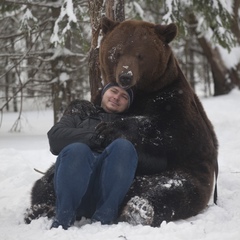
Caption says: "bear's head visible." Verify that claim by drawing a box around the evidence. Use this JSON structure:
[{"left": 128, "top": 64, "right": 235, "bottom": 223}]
[{"left": 99, "top": 17, "right": 179, "bottom": 92}]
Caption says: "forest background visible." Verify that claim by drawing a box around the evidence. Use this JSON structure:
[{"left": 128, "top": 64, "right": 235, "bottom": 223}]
[{"left": 0, "top": 0, "right": 240, "bottom": 129}]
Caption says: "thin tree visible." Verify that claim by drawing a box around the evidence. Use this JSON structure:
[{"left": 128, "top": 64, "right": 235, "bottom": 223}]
[{"left": 88, "top": 0, "right": 125, "bottom": 103}]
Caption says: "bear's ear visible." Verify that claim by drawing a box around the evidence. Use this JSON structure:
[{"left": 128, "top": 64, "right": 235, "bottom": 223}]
[
  {"left": 155, "top": 23, "right": 177, "bottom": 44},
  {"left": 101, "top": 17, "right": 119, "bottom": 35}
]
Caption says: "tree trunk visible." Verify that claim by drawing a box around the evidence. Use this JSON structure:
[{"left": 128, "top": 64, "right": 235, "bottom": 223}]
[
  {"left": 187, "top": 13, "right": 235, "bottom": 96},
  {"left": 184, "top": 39, "right": 195, "bottom": 91},
  {"left": 105, "top": 0, "right": 125, "bottom": 22},
  {"left": 230, "top": 0, "right": 240, "bottom": 88},
  {"left": 231, "top": 0, "right": 240, "bottom": 43},
  {"left": 5, "top": 57, "right": 9, "bottom": 111},
  {"left": 197, "top": 37, "right": 234, "bottom": 95},
  {"left": 50, "top": 0, "right": 76, "bottom": 124},
  {"left": 88, "top": 0, "right": 125, "bottom": 103},
  {"left": 51, "top": 3, "right": 61, "bottom": 124},
  {"left": 88, "top": 0, "right": 104, "bottom": 103}
]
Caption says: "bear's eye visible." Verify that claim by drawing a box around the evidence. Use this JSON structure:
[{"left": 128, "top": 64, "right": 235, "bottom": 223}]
[
  {"left": 136, "top": 53, "right": 143, "bottom": 60},
  {"left": 116, "top": 51, "right": 121, "bottom": 59}
]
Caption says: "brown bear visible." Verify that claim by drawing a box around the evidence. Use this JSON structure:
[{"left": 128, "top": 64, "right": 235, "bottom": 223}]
[
  {"left": 24, "top": 17, "right": 218, "bottom": 228},
  {"left": 93, "top": 17, "right": 219, "bottom": 226}
]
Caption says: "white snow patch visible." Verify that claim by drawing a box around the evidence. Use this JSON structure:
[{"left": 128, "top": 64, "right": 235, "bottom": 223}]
[
  {"left": 162, "top": 179, "right": 185, "bottom": 188},
  {"left": 0, "top": 89, "right": 240, "bottom": 239}
]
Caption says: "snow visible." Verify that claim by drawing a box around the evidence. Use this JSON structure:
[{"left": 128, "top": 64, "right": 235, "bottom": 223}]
[
  {"left": 1, "top": 89, "right": 240, "bottom": 239},
  {"left": 50, "top": 0, "right": 77, "bottom": 45},
  {"left": 133, "top": 1, "right": 145, "bottom": 19},
  {"left": 218, "top": 46, "right": 240, "bottom": 69},
  {"left": 162, "top": 0, "right": 174, "bottom": 23}
]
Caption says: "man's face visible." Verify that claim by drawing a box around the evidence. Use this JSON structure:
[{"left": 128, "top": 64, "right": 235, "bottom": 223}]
[{"left": 101, "top": 86, "right": 129, "bottom": 113}]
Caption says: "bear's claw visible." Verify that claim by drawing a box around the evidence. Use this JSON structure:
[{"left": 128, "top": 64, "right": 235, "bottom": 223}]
[{"left": 119, "top": 196, "right": 154, "bottom": 226}]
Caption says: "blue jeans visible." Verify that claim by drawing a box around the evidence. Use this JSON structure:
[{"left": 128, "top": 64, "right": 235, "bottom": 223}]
[{"left": 53, "top": 138, "right": 138, "bottom": 229}]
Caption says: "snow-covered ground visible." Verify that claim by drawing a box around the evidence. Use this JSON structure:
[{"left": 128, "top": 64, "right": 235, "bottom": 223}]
[{"left": 0, "top": 89, "right": 240, "bottom": 240}]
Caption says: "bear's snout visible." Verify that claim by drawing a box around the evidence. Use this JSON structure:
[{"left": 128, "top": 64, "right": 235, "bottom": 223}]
[{"left": 118, "top": 72, "right": 133, "bottom": 88}]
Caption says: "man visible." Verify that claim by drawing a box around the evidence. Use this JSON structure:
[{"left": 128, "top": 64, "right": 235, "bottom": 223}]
[{"left": 48, "top": 83, "right": 137, "bottom": 230}]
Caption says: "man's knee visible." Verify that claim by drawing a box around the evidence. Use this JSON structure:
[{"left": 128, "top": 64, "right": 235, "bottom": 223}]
[
  {"left": 112, "top": 138, "right": 135, "bottom": 151},
  {"left": 61, "top": 142, "right": 90, "bottom": 155},
  {"left": 58, "top": 143, "right": 93, "bottom": 165},
  {"left": 110, "top": 138, "right": 138, "bottom": 164}
]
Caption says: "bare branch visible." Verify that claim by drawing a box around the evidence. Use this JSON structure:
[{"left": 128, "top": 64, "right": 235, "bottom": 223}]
[
  {"left": 10, "top": 61, "right": 24, "bottom": 132},
  {"left": 3, "top": 0, "right": 62, "bottom": 8},
  {"left": 0, "top": 21, "right": 48, "bottom": 81},
  {"left": 34, "top": 168, "right": 45, "bottom": 174}
]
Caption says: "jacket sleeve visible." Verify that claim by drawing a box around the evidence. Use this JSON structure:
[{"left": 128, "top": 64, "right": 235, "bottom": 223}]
[{"left": 47, "top": 115, "right": 97, "bottom": 155}]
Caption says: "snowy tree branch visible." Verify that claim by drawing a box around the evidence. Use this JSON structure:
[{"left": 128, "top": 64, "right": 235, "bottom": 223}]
[{"left": 3, "top": 0, "right": 63, "bottom": 8}]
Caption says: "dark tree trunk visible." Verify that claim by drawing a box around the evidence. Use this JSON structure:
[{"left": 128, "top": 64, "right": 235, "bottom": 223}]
[
  {"left": 51, "top": 3, "right": 61, "bottom": 124},
  {"left": 88, "top": 0, "right": 125, "bottom": 103},
  {"left": 230, "top": 0, "right": 240, "bottom": 88},
  {"left": 50, "top": 0, "right": 77, "bottom": 124},
  {"left": 197, "top": 37, "right": 233, "bottom": 96},
  {"left": 231, "top": 0, "right": 240, "bottom": 43},
  {"left": 88, "top": 0, "right": 104, "bottom": 103},
  {"left": 105, "top": 0, "right": 125, "bottom": 22},
  {"left": 187, "top": 13, "right": 235, "bottom": 96},
  {"left": 5, "top": 58, "right": 9, "bottom": 111}
]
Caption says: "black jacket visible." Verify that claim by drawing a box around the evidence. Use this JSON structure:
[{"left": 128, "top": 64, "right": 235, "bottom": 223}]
[
  {"left": 47, "top": 108, "right": 121, "bottom": 155},
  {"left": 48, "top": 101, "right": 167, "bottom": 175}
]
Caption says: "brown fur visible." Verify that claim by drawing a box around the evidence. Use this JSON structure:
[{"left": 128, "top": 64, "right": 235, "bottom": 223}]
[{"left": 98, "top": 17, "right": 218, "bottom": 226}]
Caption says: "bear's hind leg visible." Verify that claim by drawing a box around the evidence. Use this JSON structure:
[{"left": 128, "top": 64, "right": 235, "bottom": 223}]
[
  {"left": 120, "top": 171, "right": 212, "bottom": 227},
  {"left": 24, "top": 164, "right": 56, "bottom": 224}
]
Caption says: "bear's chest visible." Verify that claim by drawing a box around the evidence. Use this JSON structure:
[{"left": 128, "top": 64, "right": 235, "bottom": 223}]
[{"left": 132, "top": 89, "right": 182, "bottom": 117}]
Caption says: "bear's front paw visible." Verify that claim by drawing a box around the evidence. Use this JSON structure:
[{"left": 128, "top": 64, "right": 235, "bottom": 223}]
[
  {"left": 95, "top": 122, "right": 121, "bottom": 144},
  {"left": 119, "top": 196, "right": 154, "bottom": 226},
  {"left": 64, "top": 100, "right": 97, "bottom": 119}
]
